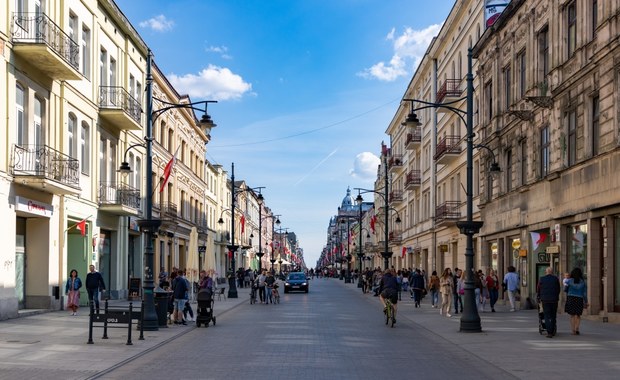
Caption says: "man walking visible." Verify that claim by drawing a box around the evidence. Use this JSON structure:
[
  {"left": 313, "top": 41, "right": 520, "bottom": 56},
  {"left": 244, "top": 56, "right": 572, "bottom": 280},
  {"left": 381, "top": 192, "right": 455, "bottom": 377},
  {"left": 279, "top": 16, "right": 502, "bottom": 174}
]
[
  {"left": 172, "top": 270, "right": 189, "bottom": 325},
  {"left": 537, "top": 267, "right": 561, "bottom": 338},
  {"left": 86, "top": 264, "right": 106, "bottom": 313}
]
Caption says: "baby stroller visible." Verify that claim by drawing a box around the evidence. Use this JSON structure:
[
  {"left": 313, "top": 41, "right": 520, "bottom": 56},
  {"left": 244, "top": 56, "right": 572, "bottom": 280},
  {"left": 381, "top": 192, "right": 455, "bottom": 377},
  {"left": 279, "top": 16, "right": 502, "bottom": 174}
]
[
  {"left": 196, "top": 289, "right": 216, "bottom": 327},
  {"left": 537, "top": 298, "right": 555, "bottom": 335}
]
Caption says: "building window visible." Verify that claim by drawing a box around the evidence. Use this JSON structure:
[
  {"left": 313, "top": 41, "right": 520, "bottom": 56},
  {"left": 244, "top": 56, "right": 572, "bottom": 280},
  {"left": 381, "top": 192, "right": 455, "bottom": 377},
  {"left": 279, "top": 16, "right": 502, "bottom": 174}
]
[
  {"left": 568, "top": 223, "right": 588, "bottom": 277},
  {"left": 504, "top": 65, "right": 511, "bottom": 110},
  {"left": 16, "top": 84, "right": 25, "bottom": 146},
  {"left": 538, "top": 27, "right": 549, "bottom": 84},
  {"left": 591, "top": 0, "right": 598, "bottom": 38},
  {"left": 485, "top": 81, "right": 493, "bottom": 122},
  {"left": 568, "top": 109, "right": 577, "bottom": 166},
  {"left": 100, "top": 48, "right": 108, "bottom": 86},
  {"left": 34, "top": 96, "right": 44, "bottom": 146},
  {"left": 505, "top": 149, "right": 512, "bottom": 192},
  {"left": 68, "top": 113, "right": 77, "bottom": 158},
  {"left": 168, "top": 129, "right": 174, "bottom": 152},
  {"left": 540, "top": 126, "right": 550, "bottom": 177},
  {"left": 81, "top": 25, "right": 90, "bottom": 78},
  {"left": 109, "top": 57, "right": 117, "bottom": 86},
  {"left": 80, "top": 121, "right": 90, "bottom": 174},
  {"left": 567, "top": 2, "right": 577, "bottom": 57},
  {"left": 592, "top": 96, "right": 600, "bottom": 156},
  {"left": 520, "top": 139, "right": 527, "bottom": 186},
  {"left": 135, "top": 157, "right": 142, "bottom": 192},
  {"left": 517, "top": 50, "right": 526, "bottom": 98},
  {"left": 68, "top": 12, "right": 77, "bottom": 41}
]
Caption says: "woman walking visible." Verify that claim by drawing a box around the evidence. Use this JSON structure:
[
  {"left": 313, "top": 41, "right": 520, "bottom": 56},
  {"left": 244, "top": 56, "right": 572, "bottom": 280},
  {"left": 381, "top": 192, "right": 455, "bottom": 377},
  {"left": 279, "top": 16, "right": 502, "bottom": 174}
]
[
  {"left": 428, "top": 270, "right": 440, "bottom": 308},
  {"left": 65, "top": 269, "right": 82, "bottom": 316},
  {"left": 565, "top": 267, "right": 588, "bottom": 335},
  {"left": 486, "top": 269, "right": 500, "bottom": 312},
  {"left": 439, "top": 268, "right": 454, "bottom": 317}
]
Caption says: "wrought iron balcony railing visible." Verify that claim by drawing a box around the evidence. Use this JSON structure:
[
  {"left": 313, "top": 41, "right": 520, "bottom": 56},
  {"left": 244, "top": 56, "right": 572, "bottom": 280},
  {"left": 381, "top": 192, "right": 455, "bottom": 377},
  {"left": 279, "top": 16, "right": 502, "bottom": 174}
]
[
  {"left": 161, "top": 202, "right": 178, "bottom": 218},
  {"left": 436, "top": 78, "right": 462, "bottom": 103},
  {"left": 11, "top": 12, "right": 79, "bottom": 69},
  {"left": 98, "top": 182, "right": 141, "bottom": 209},
  {"left": 99, "top": 86, "right": 142, "bottom": 124},
  {"left": 11, "top": 144, "right": 79, "bottom": 188}
]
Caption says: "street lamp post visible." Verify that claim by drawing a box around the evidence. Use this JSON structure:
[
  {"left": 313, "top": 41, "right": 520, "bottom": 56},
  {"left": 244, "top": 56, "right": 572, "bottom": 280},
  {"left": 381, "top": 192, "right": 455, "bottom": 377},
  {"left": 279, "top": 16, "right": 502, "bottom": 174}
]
[
  {"left": 218, "top": 163, "right": 264, "bottom": 298},
  {"left": 355, "top": 192, "right": 370, "bottom": 288},
  {"left": 401, "top": 49, "right": 499, "bottom": 333},
  {"left": 258, "top": 213, "right": 280, "bottom": 273},
  {"left": 132, "top": 50, "right": 216, "bottom": 331}
]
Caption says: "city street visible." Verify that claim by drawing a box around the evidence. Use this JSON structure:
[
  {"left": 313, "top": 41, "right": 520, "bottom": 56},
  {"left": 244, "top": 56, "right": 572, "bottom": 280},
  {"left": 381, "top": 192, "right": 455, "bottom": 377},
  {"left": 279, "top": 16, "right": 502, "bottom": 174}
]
[{"left": 3, "top": 277, "right": 620, "bottom": 380}]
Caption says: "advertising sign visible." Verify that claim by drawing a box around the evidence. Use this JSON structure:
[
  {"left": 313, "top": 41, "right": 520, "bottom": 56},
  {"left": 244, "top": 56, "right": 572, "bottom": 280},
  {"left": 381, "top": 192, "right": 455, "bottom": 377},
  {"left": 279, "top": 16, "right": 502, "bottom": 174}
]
[{"left": 485, "top": 0, "right": 510, "bottom": 28}]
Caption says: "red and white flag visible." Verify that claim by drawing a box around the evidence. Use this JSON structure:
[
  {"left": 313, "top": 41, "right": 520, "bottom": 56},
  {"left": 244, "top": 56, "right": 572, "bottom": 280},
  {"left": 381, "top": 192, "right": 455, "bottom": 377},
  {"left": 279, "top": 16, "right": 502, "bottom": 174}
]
[
  {"left": 401, "top": 246, "right": 407, "bottom": 258},
  {"left": 76, "top": 219, "right": 87, "bottom": 236},
  {"left": 240, "top": 214, "right": 246, "bottom": 234},
  {"left": 160, "top": 147, "right": 179, "bottom": 193},
  {"left": 370, "top": 215, "right": 377, "bottom": 234}
]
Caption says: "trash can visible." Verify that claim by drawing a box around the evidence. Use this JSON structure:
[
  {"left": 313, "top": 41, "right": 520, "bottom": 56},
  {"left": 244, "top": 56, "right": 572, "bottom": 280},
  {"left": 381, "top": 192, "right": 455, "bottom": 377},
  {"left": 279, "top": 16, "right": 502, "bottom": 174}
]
[{"left": 154, "top": 287, "right": 170, "bottom": 327}]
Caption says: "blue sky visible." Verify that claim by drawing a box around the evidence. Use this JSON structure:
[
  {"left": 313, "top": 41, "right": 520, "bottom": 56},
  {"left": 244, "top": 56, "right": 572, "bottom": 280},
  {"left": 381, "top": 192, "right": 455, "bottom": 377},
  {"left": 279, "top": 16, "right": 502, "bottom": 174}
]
[{"left": 114, "top": 0, "right": 456, "bottom": 267}]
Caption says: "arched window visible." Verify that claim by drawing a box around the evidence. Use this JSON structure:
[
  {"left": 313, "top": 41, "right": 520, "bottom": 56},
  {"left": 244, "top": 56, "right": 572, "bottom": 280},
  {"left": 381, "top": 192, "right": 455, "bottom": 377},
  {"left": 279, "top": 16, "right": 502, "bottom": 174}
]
[
  {"left": 68, "top": 113, "right": 77, "bottom": 158},
  {"left": 80, "top": 121, "right": 90, "bottom": 174},
  {"left": 168, "top": 129, "right": 174, "bottom": 152},
  {"left": 160, "top": 121, "right": 166, "bottom": 147}
]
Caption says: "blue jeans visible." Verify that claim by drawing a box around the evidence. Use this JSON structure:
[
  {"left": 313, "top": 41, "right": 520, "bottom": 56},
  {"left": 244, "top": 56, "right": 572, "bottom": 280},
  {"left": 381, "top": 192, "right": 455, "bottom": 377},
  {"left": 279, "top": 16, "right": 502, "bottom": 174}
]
[
  {"left": 265, "top": 287, "right": 272, "bottom": 303},
  {"left": 87, "top": 288, "right": 100, "bottom": 310},
  {"left": 489, "top": 288, "right": 499, "bottom": 309},
  {"left": 430, "top": 289, "right": 439, "bottom": 306}
]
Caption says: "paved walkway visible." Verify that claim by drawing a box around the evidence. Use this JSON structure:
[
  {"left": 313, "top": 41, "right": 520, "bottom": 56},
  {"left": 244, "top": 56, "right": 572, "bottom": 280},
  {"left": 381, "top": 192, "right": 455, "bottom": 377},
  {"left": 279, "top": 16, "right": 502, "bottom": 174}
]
[{"left": 2, "top": 278, "right": 620, "bottom": 379}]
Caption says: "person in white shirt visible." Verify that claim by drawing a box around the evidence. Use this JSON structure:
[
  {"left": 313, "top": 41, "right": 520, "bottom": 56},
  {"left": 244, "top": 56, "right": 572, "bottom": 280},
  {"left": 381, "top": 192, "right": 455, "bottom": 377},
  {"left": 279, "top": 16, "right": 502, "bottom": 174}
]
[{"left": 503, "top": 265, "right": 520, "bottom": 311}]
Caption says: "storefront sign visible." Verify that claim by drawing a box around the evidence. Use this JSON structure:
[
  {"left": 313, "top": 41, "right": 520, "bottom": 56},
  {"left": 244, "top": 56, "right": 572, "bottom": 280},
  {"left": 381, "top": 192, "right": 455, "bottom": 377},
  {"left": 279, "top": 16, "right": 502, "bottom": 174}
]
[
  {"left": 546, "top": 245, "right": 560, "bottom": 254},
  {"left": 15, "top": 196, "right": 53, "bottom": 218}
]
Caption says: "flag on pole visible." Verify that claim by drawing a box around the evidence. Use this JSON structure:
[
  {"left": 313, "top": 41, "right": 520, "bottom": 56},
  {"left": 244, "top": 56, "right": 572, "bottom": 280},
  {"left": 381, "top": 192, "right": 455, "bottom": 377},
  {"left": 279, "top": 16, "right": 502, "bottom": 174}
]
[
  {"left": 530, "top": 232, "right": 547, "bottom": 251},
  {"left": 401, "top": 246, "right": 407, "bottom": 258},
  {"left": 160, "top": 147, "right": 180, "bottom": 193},
  {"left": 370, "top": 215, "right": 377, "bottom": 234},
  {"left": 76, "top": 219, "right": 87, "bottom": 236},
  {"left": 241, "top": 214, "right": 246, "bottom": 234}
]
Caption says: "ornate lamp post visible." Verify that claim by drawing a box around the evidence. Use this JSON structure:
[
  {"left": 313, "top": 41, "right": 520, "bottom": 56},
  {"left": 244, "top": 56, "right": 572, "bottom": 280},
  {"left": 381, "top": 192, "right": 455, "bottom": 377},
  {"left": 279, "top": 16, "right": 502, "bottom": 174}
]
[
  {"left": 131, "top": 49, "right": 216, "bottom": 330},
  {"left": 354, "top": 192, "right": 371, "bottom": 288},
  {"left": 257, "top": 211, "right": 280, "bottom": 273},
  {"left": 217, "top": 163, "right": 264, "bottom": 298},
  {"left": 401, "top": 48, "right": 500, "bottom": 333}
]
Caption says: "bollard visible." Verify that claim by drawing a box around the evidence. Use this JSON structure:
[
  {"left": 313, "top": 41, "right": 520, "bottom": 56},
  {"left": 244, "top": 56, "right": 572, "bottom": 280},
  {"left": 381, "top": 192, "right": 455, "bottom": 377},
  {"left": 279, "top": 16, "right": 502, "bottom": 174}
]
[
  {"left": 87, "top": 301, "right": 94, "bottom": 344},
  {"left": 139, "top": 300, "right": 145, "bottom": 340},
  {"left": 126, "top": 302, "right": 133, "bottom": 345},
  {"left": 102, "top": 299, "right": 109, "bottom": 339}
]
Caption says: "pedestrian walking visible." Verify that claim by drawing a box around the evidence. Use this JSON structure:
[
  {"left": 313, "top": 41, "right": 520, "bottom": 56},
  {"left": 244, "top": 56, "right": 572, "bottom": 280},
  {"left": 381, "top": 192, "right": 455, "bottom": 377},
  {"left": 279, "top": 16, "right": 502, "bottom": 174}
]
[
  {"left": 565, "top": 267, "right": 588, "bottom": 335},
  {"left": 172, "top": 270, "right": 189, "bottom": 325},
  {"left": 428, "top": 270, "right": 440, "bottom": 308},
  {"left": 537, "top": 266, "right": 561, "bottom": 338},
  {"left": 410, "top": 269, "right": 425, "bottom": 307},
  {"left": 453, "top": 268, "right": 463, "bottom": 314},
  {"left": 257, "top": 270, "right": 267, "bottom": 303},
  {"left": 486, "top": 269, "right": 500, "bottom": 312},
  {"left": 439, "top": 268, "right": 453, "bottom": 317},
  {"left": 503, "top": 265, "right": 520, "bottom": 311},
  {"left": 65, "top": 269, "right": 82, "bottom": 316},
  {"left": 86, "top": 265, "right": 106, "bottom": 313}
]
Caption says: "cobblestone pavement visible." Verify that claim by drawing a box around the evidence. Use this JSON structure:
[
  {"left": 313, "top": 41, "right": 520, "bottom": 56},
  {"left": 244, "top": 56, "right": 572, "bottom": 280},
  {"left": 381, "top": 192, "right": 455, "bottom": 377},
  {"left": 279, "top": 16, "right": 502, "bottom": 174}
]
[{"left": 2, "top": 278, "right": 620, "bottom": 380}]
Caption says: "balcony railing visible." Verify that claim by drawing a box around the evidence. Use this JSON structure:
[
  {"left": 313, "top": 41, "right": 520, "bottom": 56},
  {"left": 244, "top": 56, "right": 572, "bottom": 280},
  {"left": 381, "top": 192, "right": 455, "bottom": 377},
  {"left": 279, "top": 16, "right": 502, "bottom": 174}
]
[
  {"left": 434, "top": 135, "right": 462, "bottom": 161},
  {"left": 11, "top": 12, "right": 79, "bottom": 70},
  {"left": 11, "top": 144, "right": 79, "bottom": 188},
  {"left": 436, "top": 79, "right": 462, "bottom": 103},
  {"left": 161, "top": 202, "right": 178, "bottom": 218},
  {"left": 435, "top": 201, "right": 461, "bottom": 222},
  {"left": 389, "top": 190, "right": 403, "bottom": 203},
  {"left": 388, "top": 154, "right": 403, "bottom": 168},
  {"left": 99, "top": 86, "right": 142, "bottom": 124},
  {"left": 405, "top": 170, "right": 421, "bottom": 189},
  {"left": 405, "top": 128, "right": 422, "bottom": 149},
  {"left": 98, "top": 182, "right": 141, "bottom": 209},
  {"left": 388, "top": 230, "right": 402, "bottom": 243}
]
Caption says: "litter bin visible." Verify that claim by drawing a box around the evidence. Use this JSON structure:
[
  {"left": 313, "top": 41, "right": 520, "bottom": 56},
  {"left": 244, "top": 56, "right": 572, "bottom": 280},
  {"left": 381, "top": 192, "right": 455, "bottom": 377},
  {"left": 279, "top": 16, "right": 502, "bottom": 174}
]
[{"left": 154, "top": 287, "right": 171, "bottom": 327}]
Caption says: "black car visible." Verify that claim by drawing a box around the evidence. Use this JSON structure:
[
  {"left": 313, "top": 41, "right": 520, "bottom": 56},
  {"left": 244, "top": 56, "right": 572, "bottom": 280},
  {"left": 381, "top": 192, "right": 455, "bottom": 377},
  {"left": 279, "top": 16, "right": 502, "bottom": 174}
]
[{"left": 284, "top": 272, "right": 309, "bottom": 293}]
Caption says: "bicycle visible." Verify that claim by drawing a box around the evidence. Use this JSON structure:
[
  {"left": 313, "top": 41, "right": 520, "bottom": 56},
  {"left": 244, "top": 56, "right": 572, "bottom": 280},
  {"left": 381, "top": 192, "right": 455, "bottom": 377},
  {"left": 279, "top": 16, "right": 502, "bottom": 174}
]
[{"left": 384, "top": 298, "right": 396, "bottom": 328}]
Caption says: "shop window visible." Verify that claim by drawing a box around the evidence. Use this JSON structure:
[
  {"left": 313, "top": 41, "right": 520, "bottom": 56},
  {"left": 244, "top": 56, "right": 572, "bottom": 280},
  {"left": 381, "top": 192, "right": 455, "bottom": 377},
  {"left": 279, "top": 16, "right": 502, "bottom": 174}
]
[{"left": 568, "top": 224, "right": 588, "bottom": 277}]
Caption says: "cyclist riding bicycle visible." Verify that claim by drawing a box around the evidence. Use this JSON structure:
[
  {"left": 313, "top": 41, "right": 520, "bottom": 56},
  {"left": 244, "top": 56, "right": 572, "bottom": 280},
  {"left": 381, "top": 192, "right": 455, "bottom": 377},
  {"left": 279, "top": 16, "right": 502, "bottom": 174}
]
[{"left": 379, "top": 268, "right": 399, "bottom": 323}]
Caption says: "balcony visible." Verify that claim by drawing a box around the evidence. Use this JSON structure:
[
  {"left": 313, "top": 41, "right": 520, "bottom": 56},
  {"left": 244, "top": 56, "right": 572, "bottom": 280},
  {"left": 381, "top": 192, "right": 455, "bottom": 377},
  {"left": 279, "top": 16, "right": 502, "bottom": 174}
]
[
  {"left": 405, "top": 170, "right": 421, "bottom": 190},
  {"left": 196, "top": 217, "right": 209, "bottom": 235},
  {"left": 161, "top": 202, "right": 178, "bottom": 219},
  {"left": 10, "top": 144, "right": 80, "bottom": 195},
  {"left": 435, "top": 201, "right": 461, "bottom": 225},
  {"left": 98, "top": 182, "right": 141, "bottom": 216},
  {"left": 436, "top": 78, "right": 462, "bottom": 104},
  {"left": 11, "top": 13, "right": 80, "bottom": 80},
  {"left": 388, "top": 154, "right": 404, "bottom": 174},
  {"left": 388, "top": 230, "right": 402, "bottom": 243},
  {"left": 405, "top": 128, "right": 422, "bottom": 150},
  {"left": 99, "top": 86, "right": 142, "bottom": 131},
  {"left": 389, "top": 190, "right": 403, "bottom": 204},
  {"left": 434, "top": 135, "right": 461, "bottom": 165}
]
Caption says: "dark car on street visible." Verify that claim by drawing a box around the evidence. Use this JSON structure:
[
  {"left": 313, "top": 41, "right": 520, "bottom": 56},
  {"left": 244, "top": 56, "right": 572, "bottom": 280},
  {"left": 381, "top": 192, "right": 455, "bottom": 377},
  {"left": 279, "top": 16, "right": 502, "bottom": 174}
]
[{"left": 284, "top": 272, "right": 309, "bottom": 293}]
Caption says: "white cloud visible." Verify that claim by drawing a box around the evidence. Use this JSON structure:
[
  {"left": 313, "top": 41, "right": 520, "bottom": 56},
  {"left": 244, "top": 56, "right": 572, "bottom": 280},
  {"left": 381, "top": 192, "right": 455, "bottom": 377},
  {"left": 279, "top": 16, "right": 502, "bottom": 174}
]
[
  {"left": 358, "top": 23, "right": 442, "bottom": 81},
  {"left": 139, "top": 15, "right": 174, "bottom": 32},
  {"left": 206, "top": 45, "right": 232, "bottom": 60},
  {"left": 349, "top": 152, "right": 380, "bottom": 181},
  {"left": 168, "top": 65, "right": 252, "bottom": 101}
]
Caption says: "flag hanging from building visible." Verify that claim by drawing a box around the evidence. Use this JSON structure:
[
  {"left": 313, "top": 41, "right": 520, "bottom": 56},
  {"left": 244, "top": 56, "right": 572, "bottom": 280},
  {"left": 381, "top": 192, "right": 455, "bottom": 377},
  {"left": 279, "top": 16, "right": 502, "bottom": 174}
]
[
  {"left": 530, "top": 232, "right": 547, "bottom": 251},
  {"left": 370, "top": 215, "right": 377, "bottom": 234},
  {"left": 76, "top": 219, "right": 87, "bottom": 236},
  {"left": 401, "top": 246, "right": 407, "bottom": 258},
  {"left": 240, "top": 214, "right": 246, "bottom": 234},
  {"left": 160, "top": 147, "right": 180, "bottom": 193}
]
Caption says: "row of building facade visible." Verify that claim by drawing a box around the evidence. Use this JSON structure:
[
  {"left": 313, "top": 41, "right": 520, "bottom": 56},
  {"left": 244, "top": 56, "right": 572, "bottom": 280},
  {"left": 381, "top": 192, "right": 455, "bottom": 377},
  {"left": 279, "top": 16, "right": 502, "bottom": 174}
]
[
  {"left": 0, "top": 0, "right": 302, "bottom": 320},
  {"left": 321, "top": 0, "right": 620, "bottom": 321}
]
